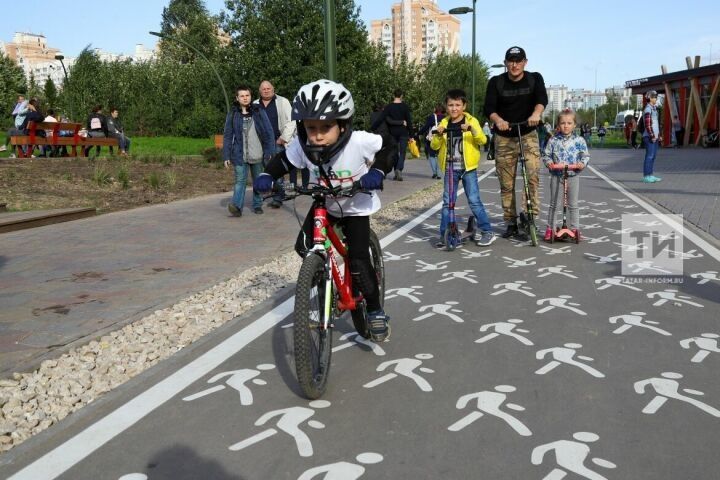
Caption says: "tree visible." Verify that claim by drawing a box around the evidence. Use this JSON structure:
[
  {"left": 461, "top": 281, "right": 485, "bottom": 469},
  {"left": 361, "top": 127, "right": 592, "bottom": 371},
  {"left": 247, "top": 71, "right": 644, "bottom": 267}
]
[
  {"left": 159, "top": 0, "right": 221, "bottom": 63},
  {"left": 44, "top": 78, "right": 58, "bottom": 111},
  {"left": 0, "top": 53, "right": 27, "bottom": 127}
]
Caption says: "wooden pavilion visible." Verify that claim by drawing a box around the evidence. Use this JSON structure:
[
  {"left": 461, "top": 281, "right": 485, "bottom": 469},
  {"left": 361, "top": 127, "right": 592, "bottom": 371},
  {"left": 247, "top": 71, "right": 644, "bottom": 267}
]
[{"left": 625, "top": 57, "right": 720, "bottom": 147}]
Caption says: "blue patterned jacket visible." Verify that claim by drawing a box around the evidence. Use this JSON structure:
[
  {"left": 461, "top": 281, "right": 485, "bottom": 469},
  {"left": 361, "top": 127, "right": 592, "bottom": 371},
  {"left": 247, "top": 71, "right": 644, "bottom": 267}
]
[{"left": 542, "top": 133, "right": 590, "bottom": 177}]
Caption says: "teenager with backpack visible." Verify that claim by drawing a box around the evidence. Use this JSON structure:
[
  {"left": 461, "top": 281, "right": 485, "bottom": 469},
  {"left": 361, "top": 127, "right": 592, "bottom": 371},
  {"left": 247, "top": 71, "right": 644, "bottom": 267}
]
[
  {"left": 483, "top": 46, "right": 548, "bottom": 239},
  {"left": 641, "top": 91, "right": 662, "bottom": 183}
]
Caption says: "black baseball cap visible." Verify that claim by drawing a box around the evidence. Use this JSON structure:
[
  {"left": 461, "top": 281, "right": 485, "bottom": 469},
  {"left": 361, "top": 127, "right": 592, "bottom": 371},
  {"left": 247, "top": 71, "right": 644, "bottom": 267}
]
[{"left": 505, "top": 46, "right": 527, "bottom": 61}]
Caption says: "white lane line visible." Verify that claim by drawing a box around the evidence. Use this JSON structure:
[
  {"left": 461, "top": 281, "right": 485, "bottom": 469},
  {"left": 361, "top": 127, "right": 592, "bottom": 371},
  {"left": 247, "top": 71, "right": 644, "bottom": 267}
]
[
  {"left": 10, "top": 171, "right": 498, "bottom": 480},
  {"left": 589, "top": 165, "right": 720, "bottom": 261}
]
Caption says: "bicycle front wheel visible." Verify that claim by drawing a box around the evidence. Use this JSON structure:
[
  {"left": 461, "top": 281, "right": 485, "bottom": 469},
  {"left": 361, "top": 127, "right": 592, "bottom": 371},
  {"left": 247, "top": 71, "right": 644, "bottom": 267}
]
[{"left": 294, "top": 253, "right": 333, "bottom": 399}]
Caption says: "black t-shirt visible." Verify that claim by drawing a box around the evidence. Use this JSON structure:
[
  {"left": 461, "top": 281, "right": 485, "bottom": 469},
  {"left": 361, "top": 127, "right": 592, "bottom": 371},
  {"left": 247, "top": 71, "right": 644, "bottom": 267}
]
[
  {"left": 483, "top": 71, "right": 548, "bottom": 137},
  {"left": 376, "top": 102, "right": 412, "bottom": 138}
]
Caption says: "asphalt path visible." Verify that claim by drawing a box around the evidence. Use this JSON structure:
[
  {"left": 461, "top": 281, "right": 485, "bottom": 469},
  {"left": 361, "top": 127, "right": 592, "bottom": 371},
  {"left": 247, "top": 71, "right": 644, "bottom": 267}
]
[{"left": 2, "top": 165, "right": 719, "bottom": 480}]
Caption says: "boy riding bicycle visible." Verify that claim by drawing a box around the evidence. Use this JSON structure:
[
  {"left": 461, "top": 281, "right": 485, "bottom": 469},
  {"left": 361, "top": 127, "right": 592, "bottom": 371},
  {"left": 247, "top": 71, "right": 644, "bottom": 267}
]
[{"left": 254, "top": 80, "right": 395, "bottom": 342}]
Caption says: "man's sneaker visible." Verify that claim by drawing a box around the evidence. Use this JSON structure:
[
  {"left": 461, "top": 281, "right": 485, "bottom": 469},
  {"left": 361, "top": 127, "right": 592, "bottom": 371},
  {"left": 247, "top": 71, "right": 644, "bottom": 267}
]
[
  {"left": 228, "top": 203, "right": 242, "bottom": 217},
  {"left": 395, "top": 171, "right": 403, "bottom": 181},
  {"left": 501, "top": 224, "right": 519, "bottom": 238},
  {"left": 476, "top": 231, "right": 496, "bottom": 247},
  {"left": 643, "top": 175, "right": 657, "bottom": 183},
  {"left": 253, "top": 207, "right": 264, "bottom": 214},
  {"left": 435, "top": 239, "right": 446, "bottom": 249},
  {"left": 544, "top": 226, "right": 553, "bottom": 242},
  {"left": 649, "top": 175, "right": 662, "bottom": 182},
  {"left": 367, "top": 309, "right": 390, "bottom": 342},
  {"left": 270, "top": 199, "right": 282, "bottom": 208}
]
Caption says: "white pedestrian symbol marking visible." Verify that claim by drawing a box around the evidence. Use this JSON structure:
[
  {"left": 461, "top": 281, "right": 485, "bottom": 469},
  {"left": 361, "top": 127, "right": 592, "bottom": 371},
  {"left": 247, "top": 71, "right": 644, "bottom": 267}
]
[
  {"left": 297, "top": 452, "right": 384, "bottom": 479},
  {"left": 635, "top": 219, "right": 662, "bottom": 227},
  {"left": 413, "top": 302, "right": 464, "bottom": 323},
  {"left": 383, "top": 251, "right": 414, "bottom": 262},
  {"left": 537, "top": 265, "right": 577, "bottom": 278},
  {"left": 415, "top": 260, "right": 450, "bottom": 272},
  {"left": 421, "top": 222, "right": 440, "bottom": 231},
  {"left": 404, "top": 234, "right": 432, "bottom": 243},
  {"left": 582, "top": 223, "right": 603, "bottom": 230},
  {"left": 626, "top": 261, "right": 672, "bottom": 274},
  {"left": 614, "top": 241, "right": 648, "bottom": 253},
  {"left": 536, "top": 343, "right": 605, "bottom": 378},
  {"left": 229, "top": 400, "right": 331, "bottom": 456},
  {"left": 491, "top": 280, "right": 535, "bottom": 297},
  {"left": 502, "top": 256, "right": 537, "bottom": 268},
  {"left": 679, "top": 333, "right": 720, "bottom": 363},
  {"left": 439, "top": 269, "right": 478, "bottom": 284},
  {"left": 584, "top": 235, "right": 611, "bottom": 244},
  {"left": 594, "top": 208, "right": 614, "bottom": 214},
  {"left": 634, "top": 372, "right": 720, "bottom": 417},
  {"left": 333, "top": 332, "right": 386, "bottom": 356},
  {"left": 604, "top": 227, "right": 633, "bottom": 235},
  {"left": 608, "top": 312, "right": 671, "bottom": 336},
  {"left": 531, "top": 432, "right": 616, "bottom": 480},
  {"left": 182, "top": 364, "right": 275, "bottom": 405},
  {"left": 584, "top": 252, "right": 621, "bottom": 264},
  {"left": 536, "top": 295, "right": 587, "bottom": 315},
  {"left": 690, "top": 271, "right": 720, "bottom": 284},
  {"left": 647, "top": 289, "right": 703, "bottom": 308},
  {"left": 461, "top": 249, "right": 494, "bottom": 259},
  {"left": 448, "top": 385, "right": 532, "bottom": 436},
  {"left": 363, "top": 353, "right": 435, "bottom": 392},
  {"left": 594, "top": 276, "right": 642, "bottom": 291},
  {"left": 385, "top": 286, "right": 423, "bottom": 303},
  {"left": 118, "top": 475, "right": 147, "bottom": 480},
  {"left": 668, "top": 248, "right": 703, "bottom": 260},
  {"left": 476, "top": 319, "right": 533, "bottom": 346},
  {"left": 586, "top": 201, "right": 608, "bottom": 206},
  {"left": 598, "top": 216, "right": 621, "bottom": 223},
  {"left": 539, "top": 245, "right": 572, "bottom": 255}
]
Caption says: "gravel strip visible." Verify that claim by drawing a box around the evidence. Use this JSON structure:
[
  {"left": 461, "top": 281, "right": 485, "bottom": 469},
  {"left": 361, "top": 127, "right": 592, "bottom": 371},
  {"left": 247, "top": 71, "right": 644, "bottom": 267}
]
[{"left": 0, "top": 180, "right": 444, "bottom": 454}]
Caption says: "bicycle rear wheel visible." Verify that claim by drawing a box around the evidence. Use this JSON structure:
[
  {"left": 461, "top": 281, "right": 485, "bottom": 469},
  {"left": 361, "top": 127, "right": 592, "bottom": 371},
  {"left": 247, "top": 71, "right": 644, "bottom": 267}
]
[
  {"left": 294, "top": 253, "right": 333, "bottom": 399},
  {"left": 351, "top": 229, "right": 385, "bottom": 338}
]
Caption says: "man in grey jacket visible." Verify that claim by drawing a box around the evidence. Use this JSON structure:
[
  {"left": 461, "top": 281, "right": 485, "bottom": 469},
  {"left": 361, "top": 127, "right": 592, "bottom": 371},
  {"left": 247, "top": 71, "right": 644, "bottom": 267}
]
[{"left": 255, "top": 80, "right": 297, "bottom": 208}]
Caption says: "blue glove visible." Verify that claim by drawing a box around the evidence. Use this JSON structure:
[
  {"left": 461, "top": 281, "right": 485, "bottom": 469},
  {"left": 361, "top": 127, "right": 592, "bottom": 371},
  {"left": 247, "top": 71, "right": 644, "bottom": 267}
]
[
  {"left": 357, "top": 168, "right": 385, "bottom": 191},
  {"left": 253, "top": 173, "right": 273, "bottom": 193}
]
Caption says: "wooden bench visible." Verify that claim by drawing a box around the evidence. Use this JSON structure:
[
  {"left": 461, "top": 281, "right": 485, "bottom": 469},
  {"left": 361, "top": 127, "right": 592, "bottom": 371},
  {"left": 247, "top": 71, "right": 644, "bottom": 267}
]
[{"left": 10, "top": 121, "right": 118, "bottom": 158}]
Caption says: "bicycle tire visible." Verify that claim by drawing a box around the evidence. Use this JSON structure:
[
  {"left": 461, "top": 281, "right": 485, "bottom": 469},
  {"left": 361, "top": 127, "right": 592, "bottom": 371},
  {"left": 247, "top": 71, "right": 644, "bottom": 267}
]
[
  {"left": 294, "top": 253, "right": 333, "bottom": 399},
  {"left": 350, "top": 230, "right": 385, "bottom": 338}
]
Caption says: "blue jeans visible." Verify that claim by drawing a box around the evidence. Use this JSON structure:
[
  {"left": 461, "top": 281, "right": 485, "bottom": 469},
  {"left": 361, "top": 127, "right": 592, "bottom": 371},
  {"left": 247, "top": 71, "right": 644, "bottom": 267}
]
[
  {"left": 642, "top": 137, "right": 658, "bottom": 176},
  {"left": 394, "top": 135, "right": 408, "bottom": 172},
  {"left": 232, "top": 162, "right": 264, "bottom": 210},
  {"left": 440, "top": 168, "right": 492, "bottom": 236},
  {"left": 427, "top": 153, "right": 439, "bottom": 176}
]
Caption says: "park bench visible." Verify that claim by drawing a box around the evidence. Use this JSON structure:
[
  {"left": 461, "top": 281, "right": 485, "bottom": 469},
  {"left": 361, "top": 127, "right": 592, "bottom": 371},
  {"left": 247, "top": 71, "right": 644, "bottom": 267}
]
[{"left": 10, "top": 121, "right": 119, "bottom": 158}]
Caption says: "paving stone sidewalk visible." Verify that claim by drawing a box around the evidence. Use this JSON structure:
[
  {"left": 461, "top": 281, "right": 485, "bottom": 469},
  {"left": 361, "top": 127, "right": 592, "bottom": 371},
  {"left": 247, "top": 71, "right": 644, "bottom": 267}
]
[{"left": 0, "top": 159, "right": 440, "bottom": 376}]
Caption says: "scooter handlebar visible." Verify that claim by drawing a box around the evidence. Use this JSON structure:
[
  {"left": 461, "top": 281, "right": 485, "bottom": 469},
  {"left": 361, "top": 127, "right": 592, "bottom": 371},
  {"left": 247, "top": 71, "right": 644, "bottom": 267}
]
[{"left": 547, "top": 163, "right": 582, "bottom": 171}]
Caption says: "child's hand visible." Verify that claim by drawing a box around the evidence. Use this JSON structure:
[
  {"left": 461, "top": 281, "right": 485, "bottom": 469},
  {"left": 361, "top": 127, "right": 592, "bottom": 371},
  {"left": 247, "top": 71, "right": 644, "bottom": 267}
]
[
  {"left": 435, "top": 126, "right": 445, "bottom": 135},
  {"left": 576, "top": 162, "right": 585, "bottom": 171}
]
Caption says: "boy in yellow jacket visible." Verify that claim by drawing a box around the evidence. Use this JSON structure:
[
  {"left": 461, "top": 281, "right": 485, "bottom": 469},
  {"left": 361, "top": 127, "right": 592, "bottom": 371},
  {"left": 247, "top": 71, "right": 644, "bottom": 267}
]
[{"left": 431, "top": 89, "right": 496, "bottom": 247}]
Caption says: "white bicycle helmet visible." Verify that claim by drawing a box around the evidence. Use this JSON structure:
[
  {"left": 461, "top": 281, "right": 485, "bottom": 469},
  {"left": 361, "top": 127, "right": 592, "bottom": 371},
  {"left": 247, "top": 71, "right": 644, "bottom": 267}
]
[{"left": 292, "top": 79, "right": 355, "bottom": 165}]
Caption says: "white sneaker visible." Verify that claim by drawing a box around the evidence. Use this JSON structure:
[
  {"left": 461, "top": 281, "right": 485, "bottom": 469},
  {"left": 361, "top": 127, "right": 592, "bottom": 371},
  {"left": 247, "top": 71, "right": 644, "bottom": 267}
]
[{"left": 0, "top": 145, "right": 6, "bottom": 152}]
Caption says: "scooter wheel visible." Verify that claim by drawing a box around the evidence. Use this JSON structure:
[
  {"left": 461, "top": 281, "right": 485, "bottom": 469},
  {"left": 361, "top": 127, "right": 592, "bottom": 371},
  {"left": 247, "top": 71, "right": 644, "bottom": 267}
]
[
  {"left": 574, "top": 229, "right": 581, "bottom": 244},
  {"left": 444, "top": 229, "right": 456, "bottom": 252}
]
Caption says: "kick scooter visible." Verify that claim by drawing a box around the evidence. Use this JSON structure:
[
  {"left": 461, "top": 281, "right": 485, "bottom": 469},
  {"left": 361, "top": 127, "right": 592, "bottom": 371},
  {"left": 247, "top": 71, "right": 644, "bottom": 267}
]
[
  {"left": 547, "top": 163, "right": 582, "bottom": 243},
  {"left": 441, "top": 125, "right": 476, "bottom": 251}
]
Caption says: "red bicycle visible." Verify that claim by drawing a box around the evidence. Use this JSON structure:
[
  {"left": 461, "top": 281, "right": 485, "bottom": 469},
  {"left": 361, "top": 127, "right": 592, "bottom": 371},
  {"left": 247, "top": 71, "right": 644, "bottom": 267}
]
[{"left": 286, "top": 183, "right": 385, "bottom": 399}]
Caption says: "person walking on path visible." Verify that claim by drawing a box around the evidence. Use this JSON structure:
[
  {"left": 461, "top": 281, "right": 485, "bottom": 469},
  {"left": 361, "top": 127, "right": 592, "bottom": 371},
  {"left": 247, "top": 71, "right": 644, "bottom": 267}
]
[
  {"left": 483, "top": 46, "right": 548, "bottom": 238},
  {"left": 431, "top": 88, "right": 495, "bottom": 247},
  {"left": 254, "top": 80, "right": 297, "bottom": 207},
  {"left": 418, "top": 104, "right": 445, "bottom": 179},
  {"left": 371, "top": 88, "right": 413, "bottom": 181},
  {"left": 224, "top": 85, "right": 275, "bottom": 216},
  {"left": 641, "top": 91, "right": 662, "bottom": 183},
  {"left": 482, "top": 121, "right": 492, "bottom": 152}
]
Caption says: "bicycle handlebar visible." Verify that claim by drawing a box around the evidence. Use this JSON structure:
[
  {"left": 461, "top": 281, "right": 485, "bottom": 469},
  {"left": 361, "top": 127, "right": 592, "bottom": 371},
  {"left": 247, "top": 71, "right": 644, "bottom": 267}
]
[{"left": 263, "top": 182, "right": 369, "bottom": 201}]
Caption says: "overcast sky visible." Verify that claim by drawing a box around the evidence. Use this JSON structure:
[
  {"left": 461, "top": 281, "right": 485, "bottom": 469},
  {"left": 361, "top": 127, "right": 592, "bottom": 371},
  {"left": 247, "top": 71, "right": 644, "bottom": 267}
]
[{"left": 4, "top": 0, "right": 719, "bottom": 91}]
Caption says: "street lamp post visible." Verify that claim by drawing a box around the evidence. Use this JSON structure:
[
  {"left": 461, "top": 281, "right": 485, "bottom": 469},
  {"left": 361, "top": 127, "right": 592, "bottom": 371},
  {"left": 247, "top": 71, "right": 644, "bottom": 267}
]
[
  {"left": 449, "top": 1, "right": 477, "bottom": 116},
  {"left": 323, "top": 0, "right": 337, "bottom": 81},
  {"left": 149, "top": 31, "right": 230, "bottom": 116},
  {"left": 54, "top": 54, "right": 68, "bottom": 84}
]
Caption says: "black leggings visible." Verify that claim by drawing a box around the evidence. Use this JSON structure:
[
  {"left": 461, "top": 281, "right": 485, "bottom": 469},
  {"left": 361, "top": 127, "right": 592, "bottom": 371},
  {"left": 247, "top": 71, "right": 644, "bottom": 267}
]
[{"left": 295, "top": 209, "right": 381, "bottom": 311}]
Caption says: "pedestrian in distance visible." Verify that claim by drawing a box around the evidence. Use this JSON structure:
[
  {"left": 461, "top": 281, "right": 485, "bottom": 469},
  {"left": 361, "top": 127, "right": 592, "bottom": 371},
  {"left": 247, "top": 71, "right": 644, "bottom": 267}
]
[
  {"left": 541, "top": 109, "right": 589, "bottom": 241},
  {"left": 417, "top": 104, "right": 445, "bottom": 179},
  {"left": 106, "top": 108, "right": 131, "bottom": 156},
  {"left": 223, "top": 85, "right": 275, "bottom": 216},
  {"left": 370, "top": 88, "right": 413, "bottom": 181},
  {"left": 2, "top": 94, "right": 27, "bottom": 157},
  {"left": 597, "top": 124, "right": 606, "bottom": 147},
  {"left": 254, "top": 80, "right": 297, "bottom": 207},
  {"left": 253, "top": 79, "right": 396, "bottom": 341},
  {"left": 483, "top": 46, "right": 548, "bottom": 239},
  {"left": 431, "top": 88, "right": 496, "bottom": 248},
  {"left": 83, "top": 104, "right": 108, "bottom": 157},
  {"left": 641, "top": 91, "right": 662, "bottom": 183}
]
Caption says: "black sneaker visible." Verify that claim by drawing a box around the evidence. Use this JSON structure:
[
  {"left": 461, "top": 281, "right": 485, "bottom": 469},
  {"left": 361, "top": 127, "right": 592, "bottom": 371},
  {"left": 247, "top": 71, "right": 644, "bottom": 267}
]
[
  {"left": 270, "top": 199, "right": 282, "bottom": 209},
  {"left": 253, "top": 207, "right": 264, "bottom": 214},
  {"left": 368, "top": 309, "right": 390, "bottom": 342},
  {"left": 228, "top": 204, "right": 242, "bottom": 217},
  {"left": 435, "top": 239, "right": 446, "bottom": 249},
  {"left": 396, "top": 171, "right": 403, "bottom": 181},
  {"left": 501, "top": 224, "right": 518, "bottom": 238}
]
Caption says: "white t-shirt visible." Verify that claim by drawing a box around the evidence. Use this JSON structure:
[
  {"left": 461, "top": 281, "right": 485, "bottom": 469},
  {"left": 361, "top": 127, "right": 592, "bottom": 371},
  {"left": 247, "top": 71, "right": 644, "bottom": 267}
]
[{"left": 286, "top": 130, "right": 383, "bottom": 217}]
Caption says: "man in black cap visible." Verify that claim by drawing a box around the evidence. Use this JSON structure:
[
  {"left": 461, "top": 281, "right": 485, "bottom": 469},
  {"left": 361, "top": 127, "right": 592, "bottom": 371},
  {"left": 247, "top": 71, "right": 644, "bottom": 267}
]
[{"left": 483, "top": 46, "right": 548, "bottom": 238}]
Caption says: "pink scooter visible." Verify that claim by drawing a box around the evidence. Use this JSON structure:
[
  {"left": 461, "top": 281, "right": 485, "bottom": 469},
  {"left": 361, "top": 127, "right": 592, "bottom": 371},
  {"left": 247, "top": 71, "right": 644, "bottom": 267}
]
[{"left": 547, "top": 163, "right": 582, "bottom": 244}]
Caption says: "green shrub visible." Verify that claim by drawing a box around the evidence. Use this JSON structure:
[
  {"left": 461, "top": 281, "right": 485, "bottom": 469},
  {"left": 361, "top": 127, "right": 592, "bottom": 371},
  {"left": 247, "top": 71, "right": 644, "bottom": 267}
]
[
  {"left": 117, "top": 164, "right": 130, "bottom": 189},
  {"left": 92, "top": 164, "right": 112, "bottom": 186},
  {"left": 146, "top": 171, "right": 161, "bottom": 189},
  {"left": 201, "top": 146, "right": 222, "bottom": 163},
  {"left": 163, "top": 170, "right": 177, "bottom": 188}
]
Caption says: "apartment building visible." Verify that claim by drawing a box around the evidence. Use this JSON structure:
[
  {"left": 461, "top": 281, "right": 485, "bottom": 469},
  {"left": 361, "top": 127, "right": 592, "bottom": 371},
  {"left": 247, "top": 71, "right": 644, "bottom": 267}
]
[{"left": 369, "top": 0, "right": 461, "bottom": 65}]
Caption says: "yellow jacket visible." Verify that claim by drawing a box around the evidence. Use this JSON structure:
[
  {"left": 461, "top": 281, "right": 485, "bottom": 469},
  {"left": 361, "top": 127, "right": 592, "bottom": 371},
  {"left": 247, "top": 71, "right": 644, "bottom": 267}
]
[{"left": 430, "top": 112, "right": 487, "bottom": 172}]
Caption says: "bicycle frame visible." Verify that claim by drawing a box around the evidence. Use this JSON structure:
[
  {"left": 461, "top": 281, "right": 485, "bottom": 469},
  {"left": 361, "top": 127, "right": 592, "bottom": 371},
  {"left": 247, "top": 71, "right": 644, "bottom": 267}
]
[{"left": 309, "top": 198, "right": 359, "bottom": 329}]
